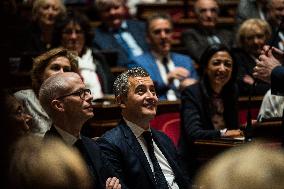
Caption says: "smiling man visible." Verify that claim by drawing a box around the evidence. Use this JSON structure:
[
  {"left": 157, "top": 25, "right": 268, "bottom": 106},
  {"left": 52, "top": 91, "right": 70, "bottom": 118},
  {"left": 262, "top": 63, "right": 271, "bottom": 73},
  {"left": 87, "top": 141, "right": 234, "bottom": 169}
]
[
  {"left": 97, "top": 67, "right": 191, "bottom": 189},
  {"left": 39, "top": 72, "right": 122, "bottom": 189}
]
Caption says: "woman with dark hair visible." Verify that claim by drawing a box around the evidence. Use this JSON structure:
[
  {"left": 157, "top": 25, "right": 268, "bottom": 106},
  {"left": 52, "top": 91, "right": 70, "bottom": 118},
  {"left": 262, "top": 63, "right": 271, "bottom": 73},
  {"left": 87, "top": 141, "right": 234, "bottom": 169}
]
[
  {"left": 52, "top": 11, "right": 113, "bottom": 99},
  {"left": 178, "top": 44, "right": 243, "bottom": 178}
]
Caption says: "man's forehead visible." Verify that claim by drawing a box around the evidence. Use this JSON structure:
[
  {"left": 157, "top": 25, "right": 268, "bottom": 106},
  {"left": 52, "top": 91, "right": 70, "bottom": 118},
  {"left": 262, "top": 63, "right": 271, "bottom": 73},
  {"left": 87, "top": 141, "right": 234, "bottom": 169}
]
[{"left": 129, "top": 76, "right": 153, "bottom": 86}]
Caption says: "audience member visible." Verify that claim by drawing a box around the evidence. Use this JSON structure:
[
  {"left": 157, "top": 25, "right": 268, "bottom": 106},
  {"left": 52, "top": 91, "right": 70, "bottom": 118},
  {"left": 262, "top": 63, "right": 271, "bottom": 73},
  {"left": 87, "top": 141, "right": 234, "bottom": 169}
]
[
  {"left": 236, "top": 0, "right": 268, "bottom": 25},
  {"left": 233, "top": 18, "right": 271, "bottom": 96},
  {"left": 52, "top": 11, "right": 114, "bottom": 99},
  {"left": 0, "top": 89, "right": 31, "bottom": 188},
  {"left": 93, "top": 0, "right": 149, "bottom": 67},
  {"left": 14, "top": 47, "right": 79, "bottom": 137},
  {"left": 97, "top": 67, "right": 191, "bottom": 189},
  {"left": 9, "top": 135, "right": 93, "bottom": 189},
  {"left": 194, "top": 142, "right": 284, "bottom": 189},
  {"left": 181, "top": 0, "right": 233, "bottom": 63},
  {"left": 258, "top": 89, "right": 284, "bottom": 121},
  {"left": 24, "top": 0, "right": 66, "bottom": 55},
  {"left": 39, "top": 72, "right": 122, "bottom": 189},
  {"left": 129, "top": 13, "right": 198, "bottom": 100},
  {"left": 178, "top": 44, "right": 242, "bottom": 179},
  {"left": 266, "top": 0, "right": 284, "bottom": 50}
]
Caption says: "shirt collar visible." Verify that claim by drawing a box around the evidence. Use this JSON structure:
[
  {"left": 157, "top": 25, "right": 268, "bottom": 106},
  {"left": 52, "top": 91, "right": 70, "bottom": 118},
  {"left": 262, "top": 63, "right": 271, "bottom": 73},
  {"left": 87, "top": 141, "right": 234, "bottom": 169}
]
[
  {"left": 123, "top": 117, "right": 150, "bottom": 138},
  {"left": 54, "top": 125, "right": 80, "bottom": 146}
]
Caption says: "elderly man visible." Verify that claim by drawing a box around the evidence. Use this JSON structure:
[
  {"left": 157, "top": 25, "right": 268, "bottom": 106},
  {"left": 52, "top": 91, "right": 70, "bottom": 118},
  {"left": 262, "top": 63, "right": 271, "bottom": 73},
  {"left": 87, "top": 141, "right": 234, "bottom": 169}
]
[
  {"left": 93, "top": 0, "right": 148, "bottom": 67},
  {"left": 97, "top": 67, "right": 191, "bottom": 189},
  {"left": 39, "top": 72, "right": 121, "bottom": 189},
  {"left": 129, "top": 13, "right": 198, "bottom": 100},
  {"left": 181, "top": 0, "right": 233, "bottom": 63}
]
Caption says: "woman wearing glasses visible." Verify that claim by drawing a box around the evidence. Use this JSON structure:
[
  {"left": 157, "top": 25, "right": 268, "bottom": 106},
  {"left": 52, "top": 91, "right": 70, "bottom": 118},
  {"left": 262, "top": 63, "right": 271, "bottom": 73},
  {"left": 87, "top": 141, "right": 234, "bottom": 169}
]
[
  {"left": 14, "top": 47, "right": 79, "bottom": 137},
  {"left": 52, "top": 11, "right": 113, "bottom": 100}
]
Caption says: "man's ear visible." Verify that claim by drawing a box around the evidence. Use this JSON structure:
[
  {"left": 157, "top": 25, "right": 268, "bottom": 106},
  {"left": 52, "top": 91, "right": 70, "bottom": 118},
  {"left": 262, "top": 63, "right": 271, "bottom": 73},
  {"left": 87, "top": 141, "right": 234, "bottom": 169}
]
[
  {"left": 51, "top": 99, "right": 64, "bottom": 112},
  {"left": 116, "top": 95, "right": 126, "bottom": 109}
]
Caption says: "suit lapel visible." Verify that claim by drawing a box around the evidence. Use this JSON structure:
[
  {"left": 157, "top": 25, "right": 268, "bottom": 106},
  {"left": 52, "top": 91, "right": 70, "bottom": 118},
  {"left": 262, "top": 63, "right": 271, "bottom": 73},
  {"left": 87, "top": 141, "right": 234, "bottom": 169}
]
[{"left": 120, "top": 123, "right": 156, "bottom": 185}]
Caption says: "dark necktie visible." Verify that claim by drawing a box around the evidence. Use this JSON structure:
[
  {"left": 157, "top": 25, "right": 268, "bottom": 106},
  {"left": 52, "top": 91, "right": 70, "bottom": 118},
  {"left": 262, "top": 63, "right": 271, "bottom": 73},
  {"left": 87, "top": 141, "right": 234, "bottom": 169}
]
[
  {"left": 142, "top": 131, "right": 169, "bottom": 189},
  {"left": 162, "top": 57, "right": 170, "bottom": 73}
]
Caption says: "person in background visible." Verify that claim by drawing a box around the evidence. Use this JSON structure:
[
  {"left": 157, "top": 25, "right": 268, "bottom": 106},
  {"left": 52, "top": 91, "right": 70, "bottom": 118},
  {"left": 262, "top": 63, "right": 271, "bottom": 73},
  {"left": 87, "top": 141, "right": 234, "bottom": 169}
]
[
  {"left": 52, "top": 11, "right": 114, "bottom": 99},
  {"left": 129, "top": 13, "right": 198, "bottom": 101},
  {"left": 40, "top": 72, "right": 122, "bottom": 189},
  {"left": 194, "top": 142, "right": 284, "bottom": 189},
  {"left": 181, "top": 0, "right": 233, "bottom": 64},
  {"left": 93, "top": 0, "right": 149, "bottom": 67},
  {"left": 178, "top": 44, "right": 242, "bottom": 179},
  {"left": 9, "top": 135, "right": 93, "bottom": 189},
  {"left": 24, "top": 0, "right": 66, "bottom": 55},
  {"left": 233, "top": 18, "right": 271, "bottom": 96},
  {"left": 97, "top": 67, "right": 191, "bottom": 189},
  {"left": 14, "top": 47, "right": 79, "bottom": 137},
  {"left": 0, "top": 89, "right": 31, "bottom": 188}
]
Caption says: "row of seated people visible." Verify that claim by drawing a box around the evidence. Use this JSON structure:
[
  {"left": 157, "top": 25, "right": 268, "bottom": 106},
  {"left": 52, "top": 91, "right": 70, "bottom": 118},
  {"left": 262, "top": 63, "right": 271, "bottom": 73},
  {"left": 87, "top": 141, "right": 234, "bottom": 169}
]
[{"left": 2, "top": 66, "right": 283, "bottom": 188}]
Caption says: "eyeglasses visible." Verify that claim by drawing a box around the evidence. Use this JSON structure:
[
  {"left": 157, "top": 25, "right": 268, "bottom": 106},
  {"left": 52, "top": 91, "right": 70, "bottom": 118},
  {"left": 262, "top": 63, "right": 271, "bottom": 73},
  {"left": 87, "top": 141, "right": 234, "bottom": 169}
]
[{"left": 56, "top": 88, "right": 91, "bottom": 100}]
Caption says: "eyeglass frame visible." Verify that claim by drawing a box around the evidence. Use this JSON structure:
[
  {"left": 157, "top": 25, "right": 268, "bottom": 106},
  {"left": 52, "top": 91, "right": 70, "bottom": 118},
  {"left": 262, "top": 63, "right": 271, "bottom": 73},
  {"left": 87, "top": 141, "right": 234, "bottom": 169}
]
[{"left": 56, "top": 88, "right": 91, "bottom": 100}]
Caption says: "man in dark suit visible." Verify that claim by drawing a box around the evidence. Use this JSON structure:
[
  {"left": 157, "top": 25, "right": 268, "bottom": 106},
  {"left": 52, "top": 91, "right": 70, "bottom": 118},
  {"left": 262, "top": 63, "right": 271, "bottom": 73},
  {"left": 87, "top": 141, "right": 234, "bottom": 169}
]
[
  {"left": 39, "top": 72, "right": 121, "bottom": 189},
  {"left": 97, "top": 67, "right": 191, "bottom": 189},
  {"left": 181, "top": 0, "right": 233, "bottom": 63},
  {"left": 129, "top": 13, "right": 198, "bottom": 100},
  {"left": 93, "top": 0, "right": 149, "bottom": 67}
]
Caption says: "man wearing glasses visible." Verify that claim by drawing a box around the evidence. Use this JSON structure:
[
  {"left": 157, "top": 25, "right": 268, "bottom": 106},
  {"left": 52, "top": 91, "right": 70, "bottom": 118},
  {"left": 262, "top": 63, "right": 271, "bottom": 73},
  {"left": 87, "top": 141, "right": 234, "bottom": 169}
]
[{"left": 39, "top": 72, "right": 122, "bottom": 189}]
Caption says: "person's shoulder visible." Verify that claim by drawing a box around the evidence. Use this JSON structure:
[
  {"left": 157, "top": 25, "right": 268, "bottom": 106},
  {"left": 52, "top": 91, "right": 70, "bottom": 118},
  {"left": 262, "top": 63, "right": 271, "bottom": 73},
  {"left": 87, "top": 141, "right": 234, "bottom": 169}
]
[
  {"left": 182, "top": 28, "right": 198, "bottom": 35},
  {"left": 126, "top": 19, "right": 145, "bottom": 26},
  {"left": 14, "top": 89, "right": 36, "bottom": 101},
  {"left": 100, "top": 123, "right": 125, "bottom": 141},
  {"left": 181, "top": 82, "right": 200, "bottom": 97}
]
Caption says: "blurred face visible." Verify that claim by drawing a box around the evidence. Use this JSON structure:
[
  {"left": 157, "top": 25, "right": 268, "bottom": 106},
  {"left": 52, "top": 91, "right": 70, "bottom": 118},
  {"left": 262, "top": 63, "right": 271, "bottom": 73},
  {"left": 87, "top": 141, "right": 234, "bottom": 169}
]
[
  {"left": 147, "top": 18, "right": 173, "bottom": 56},
  {"left": 99, "top": 1, "right": 126, "bottom": 29},
  {"left": 195, "top": 0, "right": 219, "bottom": 29},
  {"left": 37, "top": 0, "right": 62, "bottom": 26},
  {"left": 267, "top": 0, "right": 284, "bottom": 26},
  {"left": 122, "top": 76, "right": 158, "bottom": 125},
  {"left": 243, "top": 26, "right": 267, "bottom": 57},
  {"left": 61, "top": 22, "right": 85, "bottom": 56},
  {"left": 42, "top": 57, "right": 72, "bottom": 82},
  {"left": 6, "top": 96, "right": 31, "bottom": 137},
  {"left": 206, "top": 51, "right": 233, "bottom": 93},
  {"left": 59, "top": 74, "right": 94, "bottom": 121}
]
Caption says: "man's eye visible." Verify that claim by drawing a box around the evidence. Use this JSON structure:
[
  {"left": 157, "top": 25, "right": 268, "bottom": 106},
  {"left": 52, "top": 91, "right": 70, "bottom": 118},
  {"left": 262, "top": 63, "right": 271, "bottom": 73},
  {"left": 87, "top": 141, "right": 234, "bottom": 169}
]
[{"left": 51, "top": 65, "right": 60, "bottom": 71}]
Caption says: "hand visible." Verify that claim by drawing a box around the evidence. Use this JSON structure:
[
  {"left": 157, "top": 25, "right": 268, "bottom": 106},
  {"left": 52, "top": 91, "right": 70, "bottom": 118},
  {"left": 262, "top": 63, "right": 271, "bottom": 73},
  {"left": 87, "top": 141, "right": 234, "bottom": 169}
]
[
  {"left": 106, "top": 177, "right": 121, "bottom": 189},
  {"left": 223, "top": 129, "right": 243, "bottom": 138},
  {"left": 253, "top": 46, "right": 282, "bottom": 83},
  {"left": 179, "top": 78, "right": 197, "bottom": 90},
  {"left": 167, "top": 67, "right": 189, "bottom": 82},
  {"left": 243, "top": 75, "right": 255, "bottom": 85}
]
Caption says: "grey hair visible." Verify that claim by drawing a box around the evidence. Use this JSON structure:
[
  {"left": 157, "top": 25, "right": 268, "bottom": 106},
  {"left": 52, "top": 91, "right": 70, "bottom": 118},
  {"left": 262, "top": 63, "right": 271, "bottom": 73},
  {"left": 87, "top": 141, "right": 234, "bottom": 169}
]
[
  {"left": 113, "top": 67, "right": 149, "bottom": 98},
  {"left": 39, "top": 72, "right": 79, "bottom": 117}
]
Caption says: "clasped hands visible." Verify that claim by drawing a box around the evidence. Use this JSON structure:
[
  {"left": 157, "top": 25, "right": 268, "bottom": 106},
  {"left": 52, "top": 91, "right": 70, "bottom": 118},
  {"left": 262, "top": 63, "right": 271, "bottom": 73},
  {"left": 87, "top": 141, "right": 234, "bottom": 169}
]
[{"left": 167, "top": 67, "right": 197, "bottom": 90}]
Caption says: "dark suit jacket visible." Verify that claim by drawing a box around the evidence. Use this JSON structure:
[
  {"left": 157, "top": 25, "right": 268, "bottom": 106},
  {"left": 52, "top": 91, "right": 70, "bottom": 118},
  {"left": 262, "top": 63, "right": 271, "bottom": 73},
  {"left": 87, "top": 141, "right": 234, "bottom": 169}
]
[
  {"left": 44, "top": 126, "right": 116, "bottom": 189},
  {"left": 97, "top": 120, "right": 190, "bottom": 189},
  {"left": 181, "top": 27, "right": 233, "bottom": 63},
  {"left": 93, "top": 20, "right": 149, "bottom": 67},
  {"left": 232, "top": 48, "right": 270, "bottom": 96},
  {"left": 271, "top": 66, "right": 284, "bottom": 96}
]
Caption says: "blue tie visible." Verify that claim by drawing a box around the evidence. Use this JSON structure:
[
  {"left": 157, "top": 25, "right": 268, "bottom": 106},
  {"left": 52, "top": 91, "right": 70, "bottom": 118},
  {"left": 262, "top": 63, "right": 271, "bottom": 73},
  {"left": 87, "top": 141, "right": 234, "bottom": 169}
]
[{"left": 114, "top": 29, "right": 134, "bottom": 59}]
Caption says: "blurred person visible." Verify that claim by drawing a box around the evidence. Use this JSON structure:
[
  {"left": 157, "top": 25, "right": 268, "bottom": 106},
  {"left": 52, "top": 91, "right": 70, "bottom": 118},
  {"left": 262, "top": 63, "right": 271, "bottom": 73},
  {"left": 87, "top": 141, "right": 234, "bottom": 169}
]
[
  {"left": 0, "top": 89, "right": 31, "bottom": 188},
  {"left": 266, "top": 0, "right": 284, "bottom": 50},
  {"left": 194, "top": 142, "right": 284, "bottom": 189},
  {"left": 178, "top": 44, "right": 242, "bottom": 179},
  {"left": 9, "top": 135, "right": 93, "bottom": 189},
  {"left": 97, "top": 67, "right": 191, "bottom": 189},
  {"left": 24, "top": 0, "right": 66, "bottom": 55},
  {"left": 14, "top": 47, "right": 79, "bottom": 137},
  {"left": 93, "top": 0, "right": 149, "bottom": 67},
  {"left": 39, "top": 72, "right": 122, "bottom": 189},
  {"left": 181, "top": 0, "right": 233, "bottom": 63},
  {"left": 52, "top": 11, "right": 114, "bottom": 99},
  {"left": 233, "top": 18, "right": 271, "bottom": 96},
  {"left": 129, "top": 13, "right": 198, "bottom": 101}
]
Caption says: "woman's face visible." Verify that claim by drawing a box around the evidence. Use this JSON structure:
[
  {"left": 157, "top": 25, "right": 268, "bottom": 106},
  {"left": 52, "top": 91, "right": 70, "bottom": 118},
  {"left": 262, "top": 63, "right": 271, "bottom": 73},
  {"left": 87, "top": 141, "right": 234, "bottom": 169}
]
[
  {"left": 61, "top": 22, "right": 85, "bottom": 56},
  {"left": 243, "top": 26, "right": 267, "bottom": 57},
  {"left": 37, "top": 0, "right": 62, "bottom": 26},
  {"left": 6, "top": 96, "right": 31, "bottom": 137},
  {"left": 206, "top": 51, "right": 233, "bottom": 92},
  {"left": 42, "top": 56, "right": 72, "bottom": 82}
]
